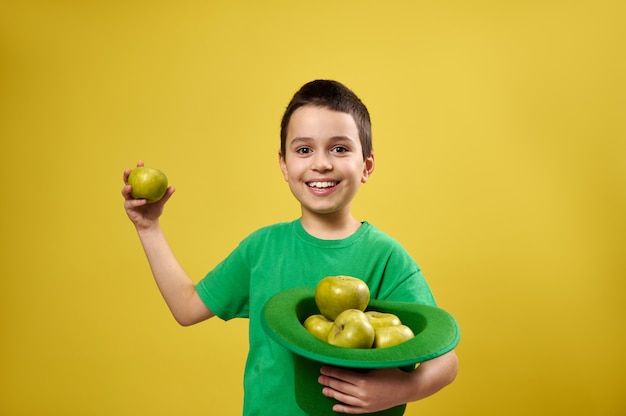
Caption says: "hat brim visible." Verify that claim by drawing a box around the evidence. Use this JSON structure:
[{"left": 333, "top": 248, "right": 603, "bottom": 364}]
[{"left": 261, "top": 287, "right": 460, "bottom": 368}]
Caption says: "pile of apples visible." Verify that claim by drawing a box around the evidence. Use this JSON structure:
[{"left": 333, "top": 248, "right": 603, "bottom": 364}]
[{"left": 303, "top": 276, "right": 415, "bottom": 349}]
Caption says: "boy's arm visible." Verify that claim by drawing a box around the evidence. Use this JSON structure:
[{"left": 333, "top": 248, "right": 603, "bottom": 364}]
[
  {"left": 319, "top": 350, "right": 458, "bottom": 414},
  {"left": 123, "top": 163, "right": 213, "bottom": 326},
  {"left": 136, "top": 224, "right": 214, "bottom": 326}
]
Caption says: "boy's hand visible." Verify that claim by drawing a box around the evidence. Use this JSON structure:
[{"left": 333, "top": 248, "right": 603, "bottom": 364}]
[
  {"left": 122, "top": 161, "right": 175, "bottom": 231},
  {"left": 318, "top": 366, "right": 413, "bottom": 414},
  {"left": 319, "top": 350, "right": 458, "bottom": 414}
]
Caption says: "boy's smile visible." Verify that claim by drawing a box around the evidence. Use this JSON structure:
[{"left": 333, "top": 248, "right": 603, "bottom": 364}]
[
  {"left": 279, "top": 105, "right": 374, "bottom": 226},
  {"left": 307, "top": 180, "right": 338, "bottom": 194}
]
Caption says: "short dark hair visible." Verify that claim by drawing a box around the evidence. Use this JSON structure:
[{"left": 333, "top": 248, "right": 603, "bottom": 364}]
[{"left": 280, "top": 80, "right": 372, "bottom": 160}]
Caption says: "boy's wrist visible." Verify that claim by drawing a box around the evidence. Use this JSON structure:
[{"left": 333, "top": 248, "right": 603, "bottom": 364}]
[{"left": 135, "top": 221, "right": 162, "bottom": 237}]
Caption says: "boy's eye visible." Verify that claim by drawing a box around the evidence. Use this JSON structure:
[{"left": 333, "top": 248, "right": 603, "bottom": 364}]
[
  {"left": 332, "top": 146, "right": 349, "bottom": 153},
  {"left": 296, "top": 147, "right": 312, "bottom": 155}
]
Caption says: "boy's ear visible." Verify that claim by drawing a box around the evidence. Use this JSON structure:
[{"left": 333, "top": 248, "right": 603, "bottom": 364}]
[
  {"left": 278, "top": 151, "right": 288, "bottom": 181},
  {"left": 361, "top": 153, "right": 375, "bottom": 183}
]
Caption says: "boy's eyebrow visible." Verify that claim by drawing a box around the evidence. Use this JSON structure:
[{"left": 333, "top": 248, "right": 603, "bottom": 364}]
[
  {"left": 329, "top": 135, "right": 356, "bottom": 143},
  {"left": 290, "top": 136, "right": 357, "bottom": 145},
  {"left": 290, "top": 136, "right": 314, "bottom": 145}
]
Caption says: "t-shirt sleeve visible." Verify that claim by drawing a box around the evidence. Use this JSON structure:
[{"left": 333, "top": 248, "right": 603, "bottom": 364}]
[
  {"left": 195, "top": 240, "right": 252, "bottom": 321},
  {"left": 385, "top": 265, "right": 437, "bottom": 307},
  {"left": 369, "top": 230, "right": 438, "bottom": 307}
]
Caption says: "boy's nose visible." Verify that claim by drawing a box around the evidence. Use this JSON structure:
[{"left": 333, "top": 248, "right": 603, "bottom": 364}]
[{"left": 311, "top": 153, "right": 333, "bottom": 171}]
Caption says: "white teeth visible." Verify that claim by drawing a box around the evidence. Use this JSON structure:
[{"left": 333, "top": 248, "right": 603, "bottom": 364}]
[{"left": 308, "top": 181, "right": 337, "bottom": 189}]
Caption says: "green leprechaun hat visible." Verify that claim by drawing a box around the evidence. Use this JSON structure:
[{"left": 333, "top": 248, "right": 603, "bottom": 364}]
[{"left": 261, "top": 287, "right": 460, "bottom": 416}]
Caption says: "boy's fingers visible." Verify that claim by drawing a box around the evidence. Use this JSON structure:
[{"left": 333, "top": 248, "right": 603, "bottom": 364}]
[
  {"left": 124, "top": 197, "right": 147, "bottom": 208},
  {"left": 122, "top": 161, "right": 144, "bottom": 183},
  {"left": 123, "top": 168, "right": 132, "bottom": 183},
  {"left": 152, "top": 186, "right": 175, "bottom": 205},
  {"left": 121, "top": 185, "right": 143, "bottom": 203}
]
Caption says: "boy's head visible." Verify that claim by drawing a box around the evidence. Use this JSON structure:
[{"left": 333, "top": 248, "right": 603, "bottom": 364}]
[{"left": 280, "top": 80, "right": 372, "bottom": 160}]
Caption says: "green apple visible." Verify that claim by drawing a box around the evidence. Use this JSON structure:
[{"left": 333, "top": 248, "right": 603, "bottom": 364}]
[
  {"left": 373, "top": 324, "right": 415, "bottom": 348},
  {"left": 365, "top": 311, "right": 402, "bottom": 329},
  {"left": 315, "top": 275, "right": 370, "bottom": 320},
  {"left": 303, "top": 314, "right": 334, "bottom": 341},
  {"left": 128, "top": 166, "right": 168, "bottom": 203},
  {"left": 327, "top": 309, "right": 375, "bottom": 349}
]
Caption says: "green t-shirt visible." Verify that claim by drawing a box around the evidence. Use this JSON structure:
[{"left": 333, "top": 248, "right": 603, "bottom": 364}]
[{"left": 196, "top": 219, "right": 436, "bottom": 415}]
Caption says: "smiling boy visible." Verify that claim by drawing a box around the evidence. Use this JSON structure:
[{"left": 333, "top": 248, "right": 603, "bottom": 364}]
[
  {"left": 122, "top": 80, "right": 458, "bottom": 414},
  {"left": 280, "top": 104, "right": 374, "bottom": 239}
]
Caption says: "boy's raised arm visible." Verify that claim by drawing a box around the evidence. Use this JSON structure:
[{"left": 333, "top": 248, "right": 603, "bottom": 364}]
[{"left": 122, "top": 163, "right": 214, "bottom": 326}]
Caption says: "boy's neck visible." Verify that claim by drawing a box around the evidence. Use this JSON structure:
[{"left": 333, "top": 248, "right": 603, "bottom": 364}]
[{"left": 300, "top": 211, "right": 362, "bottom": 240}]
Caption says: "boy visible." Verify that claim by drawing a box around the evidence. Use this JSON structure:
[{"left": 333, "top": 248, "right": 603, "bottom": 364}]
[{"left": 122, "top": 80, "right": 458, "bottom": 414}]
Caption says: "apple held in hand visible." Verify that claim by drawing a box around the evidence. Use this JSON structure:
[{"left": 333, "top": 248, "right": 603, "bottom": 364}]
[
  {"left": 365, "top": 311, "right": 402, "bottom": 329},
  {"left": 128, "top": 166, "right": 168, "bottom": 203},
  {"left": 327, "top": 309, "right": 375, "bottom": 349},
  {"left": 315, "top": 276, "right": 370, "bottom": 320},
  {"left": 303, "top": 314, "right": 334, "bottom": 341},
  {"left": 373, "top": 324, "right": 415, "bottom": 348}
]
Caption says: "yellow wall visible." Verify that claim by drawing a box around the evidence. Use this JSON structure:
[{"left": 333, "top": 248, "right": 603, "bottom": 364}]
[{"left": 1, "top": 1, "right": 624, "bottom": 414}]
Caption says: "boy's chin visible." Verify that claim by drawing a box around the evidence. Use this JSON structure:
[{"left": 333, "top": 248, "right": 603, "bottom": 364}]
[{"left": 301, "top": 205, "right": 350, "bottom": 217}]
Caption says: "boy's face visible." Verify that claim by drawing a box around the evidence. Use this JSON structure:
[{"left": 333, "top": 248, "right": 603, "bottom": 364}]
[{"left": 279, "top": 105, "right": 374, "bottom": 219}]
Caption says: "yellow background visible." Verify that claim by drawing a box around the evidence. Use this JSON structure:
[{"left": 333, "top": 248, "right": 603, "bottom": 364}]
[{"left": 1, "top": 1, "right": 624, "bottom": 414}]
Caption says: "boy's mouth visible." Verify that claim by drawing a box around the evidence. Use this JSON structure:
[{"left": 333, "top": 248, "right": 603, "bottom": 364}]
[{"left": 307, "top": 181, "right": 339, "bottom": 189}]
